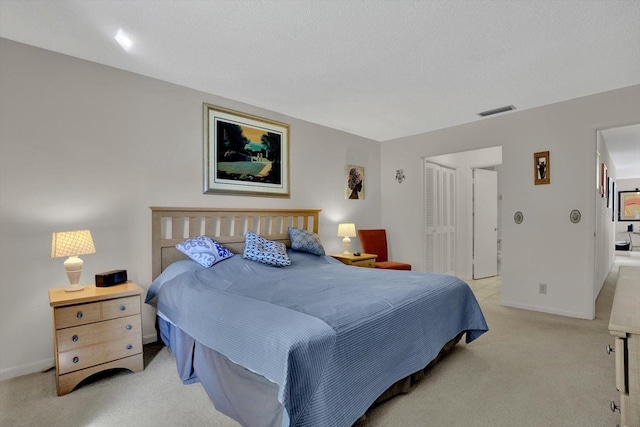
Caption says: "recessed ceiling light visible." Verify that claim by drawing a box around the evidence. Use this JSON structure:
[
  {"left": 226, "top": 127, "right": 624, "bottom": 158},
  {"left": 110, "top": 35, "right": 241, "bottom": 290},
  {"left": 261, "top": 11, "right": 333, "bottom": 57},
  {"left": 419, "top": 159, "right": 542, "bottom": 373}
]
[
  {"left": 477, "top": 105, "right": 516, "bottom": 117},
  {"left": 114, "top": 28, "right": 133, "bottom": 51}
]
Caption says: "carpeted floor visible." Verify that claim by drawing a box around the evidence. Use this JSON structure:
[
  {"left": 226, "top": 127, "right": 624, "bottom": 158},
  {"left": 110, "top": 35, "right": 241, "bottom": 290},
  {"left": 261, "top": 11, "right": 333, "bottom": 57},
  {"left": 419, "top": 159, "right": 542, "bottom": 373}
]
[{"left": 1, "top": 254, "right": 637, "bottom": 427}]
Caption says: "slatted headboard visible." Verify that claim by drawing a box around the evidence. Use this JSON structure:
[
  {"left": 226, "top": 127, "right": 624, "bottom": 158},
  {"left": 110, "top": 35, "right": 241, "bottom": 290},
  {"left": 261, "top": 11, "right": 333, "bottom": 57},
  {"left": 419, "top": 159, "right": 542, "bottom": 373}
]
[{"left": 151, "top": 207, "right": 321, "bottom": 279}]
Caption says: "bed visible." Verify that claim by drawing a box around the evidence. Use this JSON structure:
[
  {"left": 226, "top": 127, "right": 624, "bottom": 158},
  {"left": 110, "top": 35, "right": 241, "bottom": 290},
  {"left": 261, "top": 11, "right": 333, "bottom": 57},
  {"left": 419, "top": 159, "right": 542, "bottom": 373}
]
[{"left": 147, "top": 207, "right": 488, "bottom": 427}]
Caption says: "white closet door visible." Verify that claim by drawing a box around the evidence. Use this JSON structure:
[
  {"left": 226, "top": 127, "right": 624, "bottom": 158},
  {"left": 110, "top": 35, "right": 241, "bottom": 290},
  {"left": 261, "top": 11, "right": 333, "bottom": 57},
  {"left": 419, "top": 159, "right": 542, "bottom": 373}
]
[
  {"left": 424, "top": 161, "right": 456, "bottom": 274},
  {"left": 424, "top": 162, "right": 441, "bottom": 272},
  {"left": 441, "top": 167, "right": 456, "bottom": 276}
]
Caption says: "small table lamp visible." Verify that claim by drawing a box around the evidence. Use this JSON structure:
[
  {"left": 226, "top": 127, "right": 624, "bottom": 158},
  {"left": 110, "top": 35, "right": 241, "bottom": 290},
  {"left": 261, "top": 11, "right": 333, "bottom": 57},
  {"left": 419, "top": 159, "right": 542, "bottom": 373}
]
[
  {"left": 51, "top": 229, "right": 96, "bottom": 292},
  {"left": 337, "top": 223, "right": 356, "bottom": 254}
]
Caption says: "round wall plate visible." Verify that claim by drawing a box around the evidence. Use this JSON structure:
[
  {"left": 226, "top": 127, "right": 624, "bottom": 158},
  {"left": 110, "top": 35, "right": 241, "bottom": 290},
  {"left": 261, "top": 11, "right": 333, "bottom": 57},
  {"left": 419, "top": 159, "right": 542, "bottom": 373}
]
[
  {"left": 514, "top": 211, "right": 523, "bottom": 224},
  {"left": 570, "top": 209, "right": 581, "bottom": 223}
]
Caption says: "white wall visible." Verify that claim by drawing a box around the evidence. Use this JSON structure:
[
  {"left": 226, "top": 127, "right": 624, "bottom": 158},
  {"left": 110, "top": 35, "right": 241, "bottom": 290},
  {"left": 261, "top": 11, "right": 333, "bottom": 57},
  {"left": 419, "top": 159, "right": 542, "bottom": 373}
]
[
  {"left": 593, "top": 132, "right": 616, "bottom": 301},
  {"left": 0, "top": 39, "right": 381, "bottom": 379},
  {"left": 426, "top": 146, "right": 503, "bottom": 279},
  {"left": 380, "top": 85, "right": 640, "bottom": 320}
]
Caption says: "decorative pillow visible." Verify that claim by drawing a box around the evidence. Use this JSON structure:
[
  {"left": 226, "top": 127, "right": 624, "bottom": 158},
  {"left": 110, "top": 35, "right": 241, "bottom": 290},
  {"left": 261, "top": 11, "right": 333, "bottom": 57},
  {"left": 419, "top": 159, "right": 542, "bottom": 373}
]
[
  {"left": 176, "top": 235, "right": 233, "bottom": 268},
  {"left": 243, "top": 231, "right": 291, "bottom": 267},
  {"left": 288, "top": 227, "right": 325, "bottom": 256}
]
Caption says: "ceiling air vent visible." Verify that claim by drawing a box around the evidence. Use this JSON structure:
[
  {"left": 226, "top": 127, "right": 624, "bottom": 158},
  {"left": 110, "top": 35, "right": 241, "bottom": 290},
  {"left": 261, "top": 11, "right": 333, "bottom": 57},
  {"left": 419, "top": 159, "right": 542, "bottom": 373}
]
[{"left": 477, "top": 105, "right": 516, "bottom": 117}]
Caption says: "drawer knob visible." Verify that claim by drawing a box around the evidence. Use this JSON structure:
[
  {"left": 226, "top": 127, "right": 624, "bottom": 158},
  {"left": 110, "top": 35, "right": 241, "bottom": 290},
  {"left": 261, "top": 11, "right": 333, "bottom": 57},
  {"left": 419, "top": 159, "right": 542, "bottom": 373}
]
[
  {"left": 610, "top": 401, "right": 620, "bottom": 413},
  {"left": 126, "top": 344, "right": 133, "bottom": 350},
  {"left": 76, "top": 311, "right": 83, "bottom": 319},
  {"left": 119, "top": 305, "right": 126, "bottom": 311},
  {"left": 126, "top": 324, "right": 132, "bottom": 330},
  {"left": 606, "top": 344, "right": 615, "bottom": 354},
  {"left": 72, "top": 335, "right": 79, "bottom": 342},
  {"left": 73, "top": 356, "right": 79, "bottom": 364}
]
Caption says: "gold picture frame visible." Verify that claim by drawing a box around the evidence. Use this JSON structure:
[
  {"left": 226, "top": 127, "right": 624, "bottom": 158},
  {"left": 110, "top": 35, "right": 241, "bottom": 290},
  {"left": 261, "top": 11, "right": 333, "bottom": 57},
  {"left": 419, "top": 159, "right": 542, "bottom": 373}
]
[
  {"left": 534, "top": 151, "right": 550, "bottom": 185},
  {"left": 203, "top": 104, "right": 290, "bottom": 197}
]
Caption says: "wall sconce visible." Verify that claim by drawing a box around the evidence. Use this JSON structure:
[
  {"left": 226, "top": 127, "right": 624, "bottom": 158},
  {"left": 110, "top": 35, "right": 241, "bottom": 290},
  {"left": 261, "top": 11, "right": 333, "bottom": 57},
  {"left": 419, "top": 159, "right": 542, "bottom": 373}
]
[
  {"left": 337, "top": 223, "right": 356, "bottom": 254},
  {"left": 395, "top": 169, "right": 405, "bottom": 183},
  {"left": 51, "top": 230, "right": 96, "bottom": 292}
]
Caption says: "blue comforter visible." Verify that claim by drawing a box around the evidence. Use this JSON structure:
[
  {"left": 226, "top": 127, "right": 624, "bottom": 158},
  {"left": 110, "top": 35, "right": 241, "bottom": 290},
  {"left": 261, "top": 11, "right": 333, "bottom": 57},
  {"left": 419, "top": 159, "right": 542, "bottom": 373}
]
[{"left": 148, "top": 251, "right": 488, "bottom": 427}]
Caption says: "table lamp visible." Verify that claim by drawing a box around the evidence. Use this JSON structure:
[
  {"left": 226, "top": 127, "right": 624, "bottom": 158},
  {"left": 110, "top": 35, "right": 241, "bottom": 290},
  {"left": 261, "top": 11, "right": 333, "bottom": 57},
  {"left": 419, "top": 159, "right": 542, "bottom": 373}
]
[
  {"left": 337, "top": 223, "right": 356, "bottom": 254},
  {"left": 51, "top": 229, "right": 96, "bottom": 292}
]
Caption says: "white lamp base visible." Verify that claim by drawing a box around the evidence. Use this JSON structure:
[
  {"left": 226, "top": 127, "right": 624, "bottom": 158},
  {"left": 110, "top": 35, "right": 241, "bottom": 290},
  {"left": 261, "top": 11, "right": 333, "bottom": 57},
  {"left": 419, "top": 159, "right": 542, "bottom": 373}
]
[
  {"left": 342, "top": 236, "right": 352, "bottom": 254},
  {"left": 63, "top": 256, "right": 85, "bottom": 292}
]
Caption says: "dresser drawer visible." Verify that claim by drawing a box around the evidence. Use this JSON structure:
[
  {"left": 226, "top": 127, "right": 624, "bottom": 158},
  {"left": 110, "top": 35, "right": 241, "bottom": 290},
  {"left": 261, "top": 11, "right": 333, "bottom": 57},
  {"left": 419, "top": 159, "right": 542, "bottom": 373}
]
[
  {"left": 102, "top": 296, "right": 140, "bottom": 320},
  {"left": 58, "top": 334, "right": 142, "bottom": 375},
  {"left": 352, "top": 258, "right": 376, "bottom": 268},
  {"left": 54, "top": 302, "right": 101, "bottom": 329},
  {"left": 56, "top": 315, "right": 142, "bottom": 353},
  {"left": 615, "top": 337, "right": 627, "bottom": 392}
]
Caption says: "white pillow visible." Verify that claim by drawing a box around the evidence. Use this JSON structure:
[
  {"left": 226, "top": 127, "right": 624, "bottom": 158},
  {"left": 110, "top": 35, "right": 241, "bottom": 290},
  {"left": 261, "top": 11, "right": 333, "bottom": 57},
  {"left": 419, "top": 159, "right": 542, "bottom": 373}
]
[{"left": 176, "top": 235, "right": 233, "bottom": 267}]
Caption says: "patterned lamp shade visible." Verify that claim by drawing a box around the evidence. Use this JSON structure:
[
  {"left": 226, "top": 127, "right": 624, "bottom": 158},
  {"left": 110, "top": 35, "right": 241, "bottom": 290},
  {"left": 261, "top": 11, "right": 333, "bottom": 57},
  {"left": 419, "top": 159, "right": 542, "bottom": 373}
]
[
  {"left": 337, "top": 223, "right": 356, "bottom": 238},
  {"left": 51, "top": 230, "right": 96, "bottom": 291},
  {"left": 51, "top": 230, "right": 96, "bottom": 258}
]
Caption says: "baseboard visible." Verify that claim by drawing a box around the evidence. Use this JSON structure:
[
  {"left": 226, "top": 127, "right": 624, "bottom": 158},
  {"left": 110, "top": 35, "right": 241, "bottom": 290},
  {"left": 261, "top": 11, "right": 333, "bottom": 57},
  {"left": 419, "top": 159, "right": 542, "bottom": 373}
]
[
  {"left": 500, "top": 300, "right": 592, "bottom": 320},
  {"left": 143, "top": 333, "right": 158, "bottom": 344},
  {"left": 0, "top": 357, "right": 54, "bottom": 382}
]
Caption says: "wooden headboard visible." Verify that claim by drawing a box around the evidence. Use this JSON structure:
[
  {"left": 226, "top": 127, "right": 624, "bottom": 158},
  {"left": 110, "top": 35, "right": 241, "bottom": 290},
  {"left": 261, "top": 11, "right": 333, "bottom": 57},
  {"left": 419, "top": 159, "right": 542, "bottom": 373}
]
[{"left": 151, "top": 207, "right": 321, "bottom": 279}]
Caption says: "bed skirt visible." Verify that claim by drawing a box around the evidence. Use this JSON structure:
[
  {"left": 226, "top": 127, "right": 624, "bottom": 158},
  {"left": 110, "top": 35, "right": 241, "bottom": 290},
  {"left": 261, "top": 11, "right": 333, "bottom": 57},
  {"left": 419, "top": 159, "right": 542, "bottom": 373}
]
[{"left": 157, "top": 316, "right": 464, "bottom": 427}]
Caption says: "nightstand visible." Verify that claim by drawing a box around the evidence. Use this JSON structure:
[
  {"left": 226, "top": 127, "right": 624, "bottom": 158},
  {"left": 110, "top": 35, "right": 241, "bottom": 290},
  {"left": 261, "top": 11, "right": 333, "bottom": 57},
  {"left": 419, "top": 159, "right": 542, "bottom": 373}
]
[
  {"left": 48, "top": 282, "right": 144, "bottom": 395},
  {"left": 330, "top": 253, "right": 377, "bottom": 268}
]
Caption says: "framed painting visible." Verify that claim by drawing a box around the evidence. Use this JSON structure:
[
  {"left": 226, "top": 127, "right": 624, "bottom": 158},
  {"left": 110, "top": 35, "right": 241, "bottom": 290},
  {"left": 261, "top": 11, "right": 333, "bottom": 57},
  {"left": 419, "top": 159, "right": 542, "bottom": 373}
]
[
  {"left": 618, "top": 190, "right": 640, "bottom": 221},
  {"left": 345, "top": 165, "right": 364, "bottom": 200},
  {"left": 611, "top": 181, "right": 616, "bottom": 222},
  {"left": 203, "top": 104, "right": 290, "bottom": 197},
  {"left": 600, "top": 163, "right": 607, "bottom": 198},
  {"left": 534, "top": 151, "right": 550, "bottom": 185}
]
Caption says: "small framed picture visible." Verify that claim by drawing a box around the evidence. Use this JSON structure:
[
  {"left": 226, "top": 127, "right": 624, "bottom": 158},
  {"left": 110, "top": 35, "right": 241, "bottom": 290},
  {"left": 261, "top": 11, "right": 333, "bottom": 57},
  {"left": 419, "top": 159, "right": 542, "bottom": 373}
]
[
  {"left": 345, "top": 165, "right": 364, "bottom": 199},
  {"left": 534, "top": 151, "right": 550, "bottom": 185},
  {"left": 600, "top": 163, "right": 608, "bottom": 198}
]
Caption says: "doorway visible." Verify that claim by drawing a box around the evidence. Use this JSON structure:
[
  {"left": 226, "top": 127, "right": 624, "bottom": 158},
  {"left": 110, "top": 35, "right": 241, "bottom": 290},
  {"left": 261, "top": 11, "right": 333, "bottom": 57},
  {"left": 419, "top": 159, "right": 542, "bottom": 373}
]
[
  {"left": 424, "top": 146, "right": 502, "bottom": 281},
  {"left": 473, "top": 168, "right": 498, "bottom": 279}
]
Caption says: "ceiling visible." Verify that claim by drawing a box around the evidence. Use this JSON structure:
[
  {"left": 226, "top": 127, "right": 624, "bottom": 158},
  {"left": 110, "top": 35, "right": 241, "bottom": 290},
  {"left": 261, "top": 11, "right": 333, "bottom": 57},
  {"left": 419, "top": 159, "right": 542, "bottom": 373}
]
[
  {"left": 602, "top": 124, "right": 640, "bottom": 180},
  {"left": 1, "top": 1, "right": 639, "bottom": 173}
]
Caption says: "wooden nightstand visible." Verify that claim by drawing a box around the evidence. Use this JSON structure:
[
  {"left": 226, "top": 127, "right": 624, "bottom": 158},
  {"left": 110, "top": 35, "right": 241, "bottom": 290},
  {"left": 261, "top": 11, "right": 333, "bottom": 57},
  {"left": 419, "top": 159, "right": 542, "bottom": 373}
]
[
  {"left": 48, "top": 282, "right": 144, "bottom": 395},
  {"left": 330, "top": 253, "right": 377, "bottom": 268}
]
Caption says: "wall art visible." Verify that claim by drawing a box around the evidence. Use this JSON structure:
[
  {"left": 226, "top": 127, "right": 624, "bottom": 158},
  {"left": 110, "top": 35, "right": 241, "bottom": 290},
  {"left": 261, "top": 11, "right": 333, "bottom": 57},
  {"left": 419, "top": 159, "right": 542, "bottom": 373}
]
[
  {"left": 534, "top": 151, "right": 550, "bottom": 185},
  {"left": 203, "top": 103, "right": 290, "bottom": 197}
]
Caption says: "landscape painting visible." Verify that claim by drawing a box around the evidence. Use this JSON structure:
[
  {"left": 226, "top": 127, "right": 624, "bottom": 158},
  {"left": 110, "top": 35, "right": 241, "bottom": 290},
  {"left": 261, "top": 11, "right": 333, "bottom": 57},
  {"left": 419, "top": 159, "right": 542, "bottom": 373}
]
[{"left": 204, "top": 104, "right": 289, "bottom": 197}]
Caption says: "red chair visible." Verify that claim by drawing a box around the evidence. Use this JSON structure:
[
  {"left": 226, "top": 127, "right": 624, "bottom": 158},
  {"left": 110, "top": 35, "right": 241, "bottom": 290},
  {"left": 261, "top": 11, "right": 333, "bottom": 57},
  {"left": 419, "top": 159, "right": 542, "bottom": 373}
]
[{"left": 358, "top": 229, "right": 411, "bottom": 270}]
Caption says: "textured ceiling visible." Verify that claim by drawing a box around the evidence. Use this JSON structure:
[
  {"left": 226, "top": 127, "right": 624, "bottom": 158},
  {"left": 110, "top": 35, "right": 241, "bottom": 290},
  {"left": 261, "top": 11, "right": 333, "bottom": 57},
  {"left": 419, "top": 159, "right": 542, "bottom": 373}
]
[
  {"left": 1, "top": 0, "right": 639, "bottom": 169},
  {"left": 602, "top": 125, "right": 640, "bottom": 180}
]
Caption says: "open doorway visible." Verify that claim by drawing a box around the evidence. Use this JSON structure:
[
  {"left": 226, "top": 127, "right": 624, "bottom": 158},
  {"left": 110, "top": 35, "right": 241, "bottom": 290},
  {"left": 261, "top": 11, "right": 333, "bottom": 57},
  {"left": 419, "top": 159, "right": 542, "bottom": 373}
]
[
  {"left": 425, "top": 146, "right": 502, "bottom": 281},
  {"left": 597, "top": 124, "right": 640, "bottom": 300}
]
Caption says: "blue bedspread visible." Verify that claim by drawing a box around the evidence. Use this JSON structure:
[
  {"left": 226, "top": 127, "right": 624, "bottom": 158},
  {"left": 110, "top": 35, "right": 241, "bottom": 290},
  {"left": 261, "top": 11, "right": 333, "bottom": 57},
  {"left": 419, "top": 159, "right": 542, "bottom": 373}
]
[{"left": 149, "top": 251, "right": 488, "bottom": 427}]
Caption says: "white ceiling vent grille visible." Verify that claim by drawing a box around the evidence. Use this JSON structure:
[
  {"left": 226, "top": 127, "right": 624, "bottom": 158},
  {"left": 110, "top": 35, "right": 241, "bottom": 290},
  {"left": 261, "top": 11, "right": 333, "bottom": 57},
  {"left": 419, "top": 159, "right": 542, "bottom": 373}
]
[{"left": 477, "top": 105, "right": 516, "bottom": 117}]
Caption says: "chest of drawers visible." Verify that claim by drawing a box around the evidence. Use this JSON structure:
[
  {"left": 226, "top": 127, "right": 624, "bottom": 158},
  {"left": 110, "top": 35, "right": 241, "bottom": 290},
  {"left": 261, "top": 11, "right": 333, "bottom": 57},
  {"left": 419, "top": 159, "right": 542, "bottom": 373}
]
[
  {"left": 608, "top": 266, "right": 640, "bottom": 426},
  {"left": 48, "top": 282, "right": 144, "bottom": 395}
]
